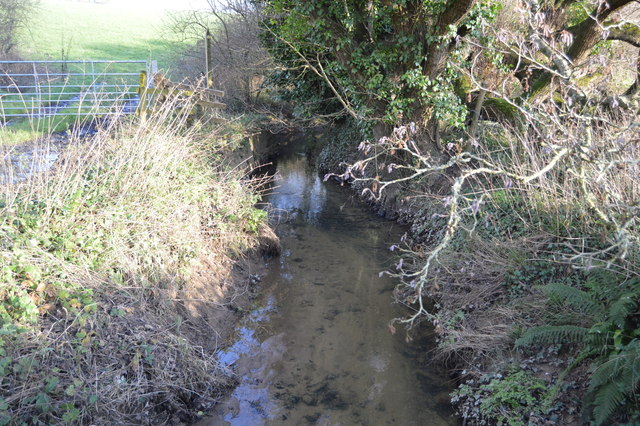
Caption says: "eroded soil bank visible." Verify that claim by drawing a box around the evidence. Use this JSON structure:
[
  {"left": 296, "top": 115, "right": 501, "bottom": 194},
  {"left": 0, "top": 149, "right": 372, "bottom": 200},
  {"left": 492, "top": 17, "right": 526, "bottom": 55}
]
[
  {"left": 203, "top": 136, "right": 455, "bottom": 425},
  {"left": 0, "top": 118, "right": 285, "bottom": 424}
]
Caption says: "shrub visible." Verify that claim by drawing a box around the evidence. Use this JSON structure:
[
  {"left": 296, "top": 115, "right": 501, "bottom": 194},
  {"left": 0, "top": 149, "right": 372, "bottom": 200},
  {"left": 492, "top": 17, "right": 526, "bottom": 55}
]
[
  {"left": 451, "top": 370, "right": 547, "bottom": 425},
  {"left": 0, "top": 0, "right": 38, "bottom": 56},
  {"left": 0, "top": 100, "right": 267, "bottom": 422}
]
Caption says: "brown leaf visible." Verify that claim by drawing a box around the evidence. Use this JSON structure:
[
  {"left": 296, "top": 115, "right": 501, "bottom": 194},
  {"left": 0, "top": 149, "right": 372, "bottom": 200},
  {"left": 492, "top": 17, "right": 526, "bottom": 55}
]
[
  {"left": 21, "top": 279, "right": 34, "bottom": 289},
  {"left": 38, "top": 303, "right": 55, "bottom": 314}
]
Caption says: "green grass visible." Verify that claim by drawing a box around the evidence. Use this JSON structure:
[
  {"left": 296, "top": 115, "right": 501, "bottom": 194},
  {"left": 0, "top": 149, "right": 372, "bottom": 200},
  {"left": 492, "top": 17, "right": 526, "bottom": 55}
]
[
  {"left": 2, "top": 0, "right": 196, "bottom": 144},
  {"left": 0, "top": 117, "right": 72, "bottom": 145},
  {"left": 20, "top": 0, "right": 184, "bottom": 70}
]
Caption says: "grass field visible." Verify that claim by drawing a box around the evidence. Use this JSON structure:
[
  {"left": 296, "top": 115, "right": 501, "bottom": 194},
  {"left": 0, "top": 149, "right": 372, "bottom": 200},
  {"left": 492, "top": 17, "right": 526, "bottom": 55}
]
[
  {"left": 20, "top": 0, "right": 185, "bottom": 70},
  {"left": 1, "top": 0, "right": 203, "bottom": 144}
]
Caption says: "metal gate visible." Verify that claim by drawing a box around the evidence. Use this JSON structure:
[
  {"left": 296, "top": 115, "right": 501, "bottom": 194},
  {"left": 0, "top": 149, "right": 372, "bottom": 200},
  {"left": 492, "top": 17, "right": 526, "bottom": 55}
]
[{"left": 0, "top": 60, "right": 151, "bottom": 120}]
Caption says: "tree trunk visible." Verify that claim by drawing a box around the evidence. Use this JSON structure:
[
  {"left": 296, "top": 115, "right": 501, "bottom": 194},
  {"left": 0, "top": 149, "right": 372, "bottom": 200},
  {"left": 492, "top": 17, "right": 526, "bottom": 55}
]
[
  {"left": 423, "top": 0, "right": 477, "bottom": 78},
  {"left": 528, "top": 0, "right": 634, "bottom": 101}
]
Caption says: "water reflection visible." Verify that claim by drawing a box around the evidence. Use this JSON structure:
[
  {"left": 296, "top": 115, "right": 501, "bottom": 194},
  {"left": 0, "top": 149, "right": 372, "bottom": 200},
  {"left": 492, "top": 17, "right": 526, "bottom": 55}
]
[
  {"left": 207, "top": 139, "right": 455, "bottom": 425},
  {"left": 268, "top": 153, "right": 327, "bottom": 224}
]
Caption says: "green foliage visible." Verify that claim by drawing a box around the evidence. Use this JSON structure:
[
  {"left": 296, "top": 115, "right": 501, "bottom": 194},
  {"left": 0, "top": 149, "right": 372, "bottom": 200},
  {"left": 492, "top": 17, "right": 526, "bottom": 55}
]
[
  {"left": 516, "top": 270, "right": 640, "bottom": 424},
  {"left": 263, "top": 0, "right": 497, "bottom": 126},
  {"left": 209, "top": 183, "right": 267, "bottom": 236},
  {"left": 588, "top": 340, "right": 640, "bottom": 424},
  {"left": 452, "top": 370, "right": 547, "bottom": 425},
  {"left": 515, "top": 324, "right": 591, "bottom": 347},
  {"left": 503, "top": 259, "right": 569, "bottom": 297},
  {"left": 243, "top": 207, "right": 267, "bottom": 234},
  {"left": 0, "top": 112, "right": 267, "bottom": 422},
  {"left": 565, "top": 0, "right": 594, "bottom": 26}
]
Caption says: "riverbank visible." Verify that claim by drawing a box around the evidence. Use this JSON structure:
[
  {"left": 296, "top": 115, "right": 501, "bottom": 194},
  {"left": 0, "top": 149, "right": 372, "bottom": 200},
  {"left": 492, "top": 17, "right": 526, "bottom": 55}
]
[
  {"left": 311, "top": 118, "right": 639, "bottom": 425},
  {"left": 0, "top": 108, "right": 279, "bottom": 423}
]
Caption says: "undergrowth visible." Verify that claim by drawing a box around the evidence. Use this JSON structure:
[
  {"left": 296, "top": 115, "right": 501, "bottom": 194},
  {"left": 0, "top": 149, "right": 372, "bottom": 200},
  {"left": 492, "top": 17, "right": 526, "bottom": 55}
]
[
  {"left": 451, "top": 370, "right": 547, "bottom": 426},
  {"left": 517, "top": 270, "right": 640, "bottom": 424},
  {"left": 437, "top": 185, "right": 639, "bottom": 424},
  {"left": 0, "top": 102, "right": 268, "bottom": 423}
]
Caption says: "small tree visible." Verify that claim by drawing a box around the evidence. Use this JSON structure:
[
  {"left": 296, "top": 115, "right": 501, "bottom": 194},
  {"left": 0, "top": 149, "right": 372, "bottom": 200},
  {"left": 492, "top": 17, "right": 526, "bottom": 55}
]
[
  {"left": 168, "top": 0, "right": 273, "bottom": 107},
  {"left": 0, "top": 0, "right": 39, "bottom": 57}
]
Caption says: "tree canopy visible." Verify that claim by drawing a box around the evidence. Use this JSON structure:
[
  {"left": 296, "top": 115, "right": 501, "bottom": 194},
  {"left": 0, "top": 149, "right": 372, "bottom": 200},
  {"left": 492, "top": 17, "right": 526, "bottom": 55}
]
[{"left": 262, "top": 0, "right": 639, "bottom": 145}]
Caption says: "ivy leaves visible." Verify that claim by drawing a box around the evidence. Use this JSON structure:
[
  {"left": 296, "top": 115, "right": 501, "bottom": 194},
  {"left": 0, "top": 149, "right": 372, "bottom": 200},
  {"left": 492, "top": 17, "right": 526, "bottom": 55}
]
[{"left": 263, "top": 0, "right": 495, "bottom": 127}]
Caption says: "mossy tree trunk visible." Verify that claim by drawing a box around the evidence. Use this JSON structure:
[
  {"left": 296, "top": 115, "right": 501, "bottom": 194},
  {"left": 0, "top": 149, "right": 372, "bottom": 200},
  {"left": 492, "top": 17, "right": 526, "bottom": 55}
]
[{"left": 527, "top": 0, "right": 636, "bottom": 101}]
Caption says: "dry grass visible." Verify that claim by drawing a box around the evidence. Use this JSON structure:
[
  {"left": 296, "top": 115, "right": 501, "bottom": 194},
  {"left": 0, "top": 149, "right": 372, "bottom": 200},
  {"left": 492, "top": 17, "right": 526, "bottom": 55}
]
[
  {"left": 428, "top": 236, "right": 548, "bottom": 367},
  {"left": 0, "top": 98, "right": 271, "bottom": 423}
]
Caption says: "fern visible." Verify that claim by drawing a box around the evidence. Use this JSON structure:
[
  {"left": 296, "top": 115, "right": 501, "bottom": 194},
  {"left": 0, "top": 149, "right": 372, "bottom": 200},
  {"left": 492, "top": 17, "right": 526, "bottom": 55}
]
[
  {"left": 584, "top": 269, "right": 623, "bottom": 298},
  {"left": 592, "top": 380, "right": 630, "bottom": 425},
  {"left": 516, "top": 325, "right": 590, "bottom": 347},
  {"left": 609, "top": 292, "right": 640, "bottom": 330},
  {"left": 518, "top": 269, "right": 640, "bottom": 424},
  {"left": 542, "top": 282, "right": 604, "bottom": 317},
  {"left": 590, "top": 341, "right": 640, "bottom": 425},
  {"left": 589, "top": 340, "right": 640, "bottom": 393}
]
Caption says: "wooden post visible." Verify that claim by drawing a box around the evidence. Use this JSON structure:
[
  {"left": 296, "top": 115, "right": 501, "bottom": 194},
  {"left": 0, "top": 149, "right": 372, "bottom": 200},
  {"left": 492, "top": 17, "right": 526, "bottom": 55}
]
[
  {"left": 149, "top": 60, "right": 158, "bottom": 87},
  {"left": 205, "top": 30, "right": 214, "bottom": 89},
  {"left": 137, "top": 71, "right": 148, "bottom": 117}
]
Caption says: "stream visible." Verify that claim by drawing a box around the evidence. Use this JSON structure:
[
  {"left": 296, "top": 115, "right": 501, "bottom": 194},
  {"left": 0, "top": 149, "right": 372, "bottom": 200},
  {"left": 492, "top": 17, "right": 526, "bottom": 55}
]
[{"left": 206, "top": 137, "right": 455, "bottom": 425}]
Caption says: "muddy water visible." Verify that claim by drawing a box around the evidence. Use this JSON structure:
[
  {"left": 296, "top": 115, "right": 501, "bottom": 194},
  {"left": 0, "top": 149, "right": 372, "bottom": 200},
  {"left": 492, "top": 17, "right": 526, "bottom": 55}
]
[
  {"left": 0, "top": 144, "right": 60, "bottom": 183},
  {"left": 208, "top": 139, "right": 455, "bottom": 425}
]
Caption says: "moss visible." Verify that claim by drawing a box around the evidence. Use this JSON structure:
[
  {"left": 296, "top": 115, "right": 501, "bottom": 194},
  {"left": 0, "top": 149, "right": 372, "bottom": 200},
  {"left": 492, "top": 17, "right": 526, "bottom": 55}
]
[
  {"left": 478, "top": 121, "right": 517, "bottom": 149},
  {"left": 483, "top": 97, "right": 524, "bottom": 126},
  {"left": 527, "top": 73, "right": 552, "bottom": 101},
  {"left": 575, "top": 72, "right": 604, "bottom": 90},
  {"left": 454, "top": 75, "right": 473, "bottom": 99}
]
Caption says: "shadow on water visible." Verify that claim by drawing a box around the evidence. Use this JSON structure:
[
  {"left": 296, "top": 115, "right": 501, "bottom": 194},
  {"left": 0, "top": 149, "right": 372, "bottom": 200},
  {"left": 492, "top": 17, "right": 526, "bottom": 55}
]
[{"left": 204, "top": 136, "right": 456, "bottom": 425}]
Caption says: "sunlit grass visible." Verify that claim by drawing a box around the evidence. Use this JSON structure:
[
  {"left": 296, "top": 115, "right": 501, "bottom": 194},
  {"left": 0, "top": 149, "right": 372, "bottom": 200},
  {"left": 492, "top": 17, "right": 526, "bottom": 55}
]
[
  {"left": 0, "top": 116, "right": 75, "bottom": 145},
  {"left": 20, "top": 0, "right": 184, "bottom": 70}
]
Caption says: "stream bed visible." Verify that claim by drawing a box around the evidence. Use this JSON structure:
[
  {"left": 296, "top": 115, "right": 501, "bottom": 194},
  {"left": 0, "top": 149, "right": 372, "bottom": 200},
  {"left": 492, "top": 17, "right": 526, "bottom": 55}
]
[{"left": 206, "top": 137, "right": 455, "bottom": 425}]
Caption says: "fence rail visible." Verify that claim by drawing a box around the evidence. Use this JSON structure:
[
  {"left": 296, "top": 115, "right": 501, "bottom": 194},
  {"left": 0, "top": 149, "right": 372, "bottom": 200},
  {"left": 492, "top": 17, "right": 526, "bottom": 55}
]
[
  {"left": 137, "top": 72, "right": 226, "bottom": 122},
  {"left": 0, "top": 60, "right": 150, "bottom": 120}
]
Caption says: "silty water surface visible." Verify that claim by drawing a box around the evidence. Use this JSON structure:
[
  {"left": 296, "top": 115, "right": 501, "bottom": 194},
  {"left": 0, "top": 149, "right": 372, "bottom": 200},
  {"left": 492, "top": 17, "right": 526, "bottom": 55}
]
[{"left": 208, "top": 138, "right": 455, "bottom": 425}]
